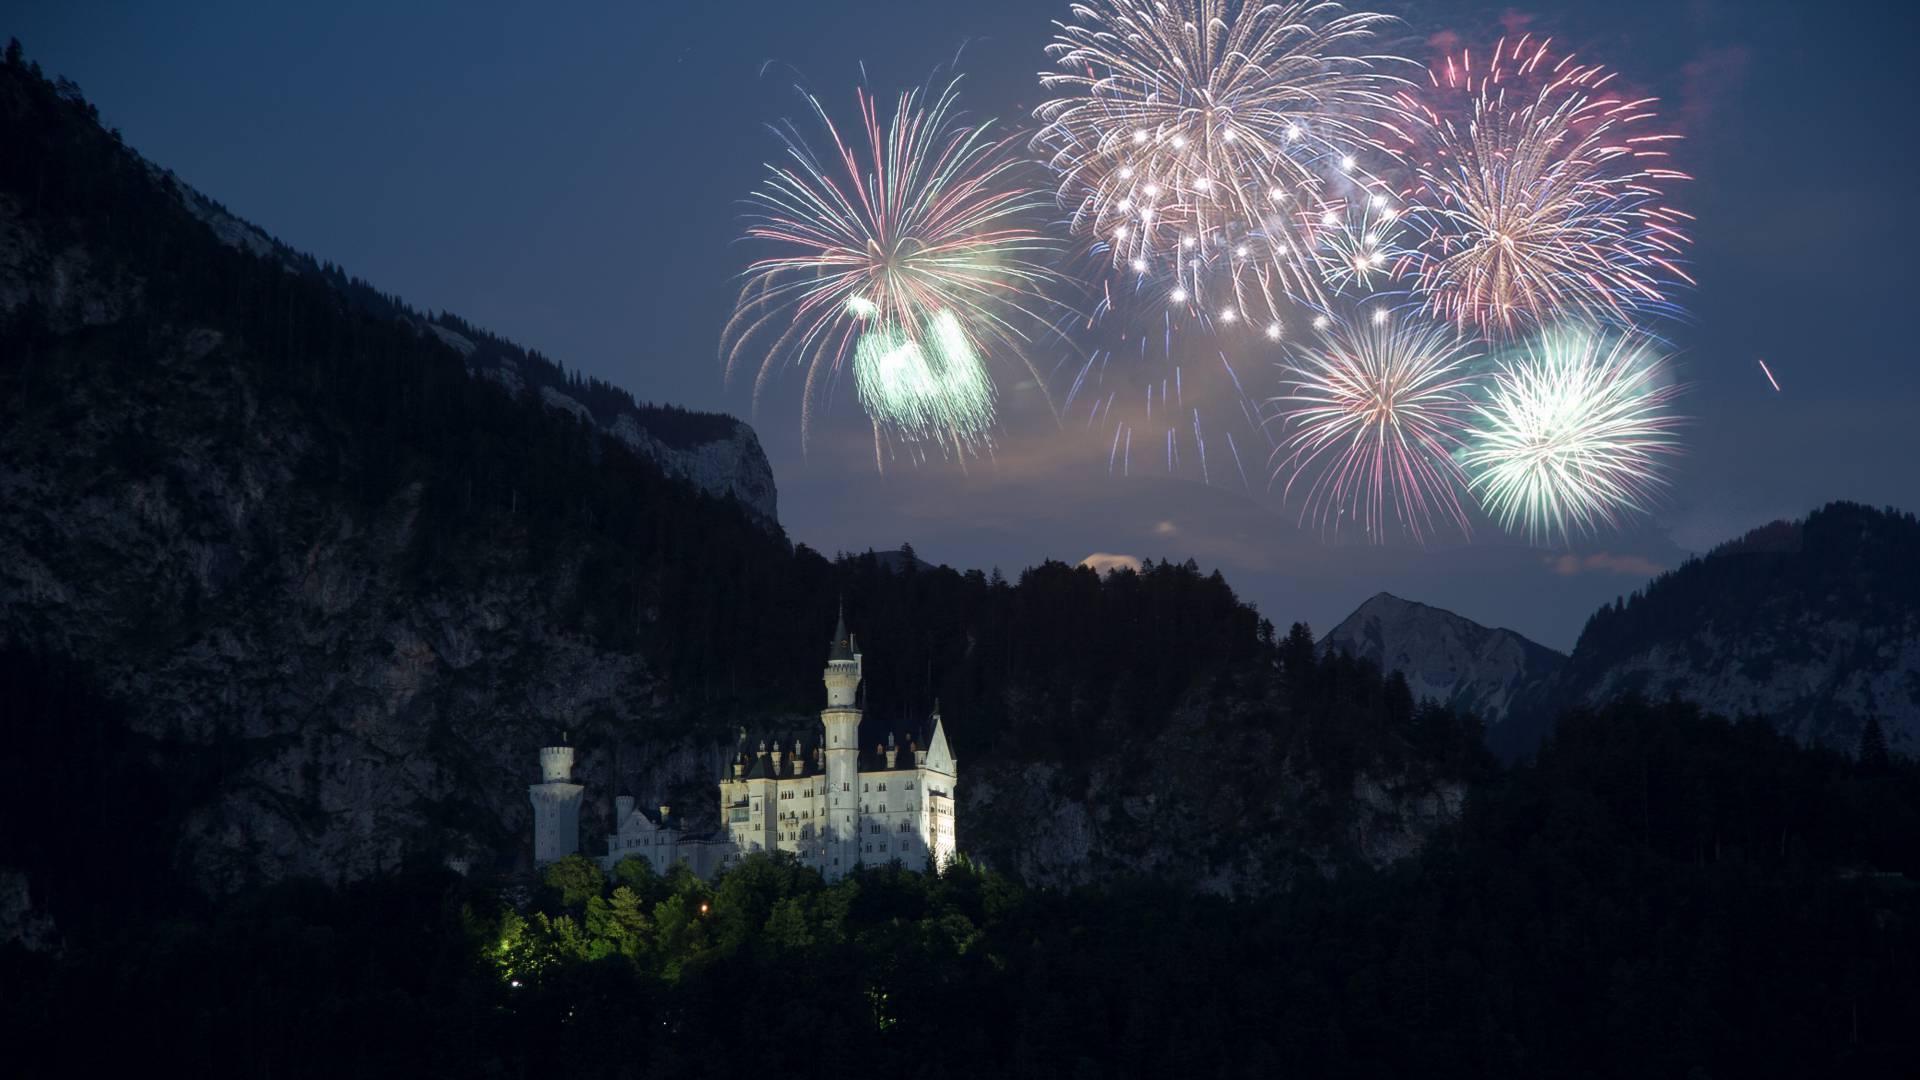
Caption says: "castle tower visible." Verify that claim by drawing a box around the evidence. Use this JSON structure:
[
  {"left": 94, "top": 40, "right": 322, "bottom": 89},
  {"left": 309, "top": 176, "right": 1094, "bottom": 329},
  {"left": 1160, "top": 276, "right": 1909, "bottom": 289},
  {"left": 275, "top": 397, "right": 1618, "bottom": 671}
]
[
  {"left": 529, "top": 736, "right": 584, "bottom": 864},
  {"left": 921, "top": 705, "right": 958, "bottom": 871},
  {"left": 821, "top": 604, "right": 862, "bottom": 876}
]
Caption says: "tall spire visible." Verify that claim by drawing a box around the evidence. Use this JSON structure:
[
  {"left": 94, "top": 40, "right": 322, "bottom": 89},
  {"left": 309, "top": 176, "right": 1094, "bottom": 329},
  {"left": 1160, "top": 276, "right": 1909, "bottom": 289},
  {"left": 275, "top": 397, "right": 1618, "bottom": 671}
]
[{"left": 829, "top": 599, "right": 855, "bottom": 662}]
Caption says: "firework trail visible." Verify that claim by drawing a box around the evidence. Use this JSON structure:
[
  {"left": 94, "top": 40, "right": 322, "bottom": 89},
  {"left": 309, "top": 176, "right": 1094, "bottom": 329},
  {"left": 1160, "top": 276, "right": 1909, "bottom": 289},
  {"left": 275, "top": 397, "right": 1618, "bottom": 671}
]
[
  {"left": 1270, "top": 310, "right": 1482, "bottom": 543},
  {"left": 1398, "top": 35, "right": 1694, "bottom": 337},
  {"left": 1463, "top": 327, "right": 1683, "bottom": 543},
  {"left": 1035, "top": 0, "right": 1410, "bottom": 327},
  {"left": 722, "top": 77, "right": 1058, "bottom": 454},
  {"left": 1757, "top": 357, "right": 1782, "bottom": 392}
]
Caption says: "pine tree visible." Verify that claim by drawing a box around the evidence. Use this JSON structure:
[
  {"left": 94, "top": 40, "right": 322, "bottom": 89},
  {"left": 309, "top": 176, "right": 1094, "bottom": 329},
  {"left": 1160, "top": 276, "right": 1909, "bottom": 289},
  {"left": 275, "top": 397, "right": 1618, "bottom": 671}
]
[{"left": 1858, "top": 714, "right": 1892, "bottom": 776}]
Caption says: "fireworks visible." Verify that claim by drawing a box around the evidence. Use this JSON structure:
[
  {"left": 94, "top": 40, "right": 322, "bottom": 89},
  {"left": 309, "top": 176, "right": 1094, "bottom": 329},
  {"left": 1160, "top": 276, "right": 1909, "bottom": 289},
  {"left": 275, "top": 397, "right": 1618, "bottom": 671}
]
[
  {"left": 714, "top": 16, "right": 1704, "bottom": 545},
  {"left": 1035, "top": 0, "right": 1409, "bottom": 323},
  {"left": 1317, "top": 189, "right": 1413, "bottom": 296},
  {"left": 1271, "top": 312, "right": 1482, "bottom": 542},
  {"left": 1462, "top": 328, "right": 1682, "bottom": 542},
  {"left": 1399, "top": 36, "right": 1694, "bottom": 336},
  {"left": 852, "top": 309, "right": 996, "bottom": 445},
  {"left": 722, "top": 78, "right": 1057, "bottom": 451}
]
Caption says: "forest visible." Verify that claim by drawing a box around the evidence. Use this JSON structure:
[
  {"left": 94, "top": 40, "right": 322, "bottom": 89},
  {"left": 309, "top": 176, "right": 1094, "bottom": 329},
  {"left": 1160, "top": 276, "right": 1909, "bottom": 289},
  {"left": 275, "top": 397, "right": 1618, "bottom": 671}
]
[{"left": 4, "top": 693, "right": 1916, "bottom": 1077}]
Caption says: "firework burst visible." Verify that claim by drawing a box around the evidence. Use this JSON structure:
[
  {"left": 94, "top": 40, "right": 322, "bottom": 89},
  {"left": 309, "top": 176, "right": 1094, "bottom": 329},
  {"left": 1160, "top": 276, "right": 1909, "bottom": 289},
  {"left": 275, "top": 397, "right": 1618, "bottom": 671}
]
[
  {"left": 1399, "top": 35, "right": 1694, "bottom": 336},
  {"left": 1035, "top": 0, "right": 1410, "bottom": 325},
  {"left": 1463, "top": 327, "right": 1683, "bottom": 542},
  {"left": 1317, "top": 188, "right": 1414, "bottom": 296},
  {"left": 722, "top": 78, "right": 1058, "bottom": 454},
  {"left": 1270, "top": 312, "right": 1482, "bottom": 543}
]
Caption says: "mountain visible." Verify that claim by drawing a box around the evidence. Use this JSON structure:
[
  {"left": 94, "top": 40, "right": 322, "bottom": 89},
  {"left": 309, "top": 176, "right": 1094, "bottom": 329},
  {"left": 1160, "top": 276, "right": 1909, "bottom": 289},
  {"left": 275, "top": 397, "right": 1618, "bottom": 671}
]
[
  {"left": 1321, "top": 592, "right": 1564, "bottom": 756},
  {"left": 0, "top": 51, "right": 1479, "bottom": 929},
  {"left": 1552, "top": 502, "right": 1920, "bottom": 753},
  {"left": 150, "top": 168, "right": 779, "bottom": 527}
]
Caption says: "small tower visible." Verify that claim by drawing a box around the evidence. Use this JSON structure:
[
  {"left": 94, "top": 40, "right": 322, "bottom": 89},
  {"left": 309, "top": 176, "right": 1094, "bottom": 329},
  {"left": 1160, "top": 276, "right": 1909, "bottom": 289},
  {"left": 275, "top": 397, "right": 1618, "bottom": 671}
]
[
  {"left": 920, "top": 703, "right": 958, "bottom": 871},
  {"left": 529, "top": 734, "right": 584, "bottom": 864},
  {"left": 821, "top": 604, "right": 863, "bottom": 876}
]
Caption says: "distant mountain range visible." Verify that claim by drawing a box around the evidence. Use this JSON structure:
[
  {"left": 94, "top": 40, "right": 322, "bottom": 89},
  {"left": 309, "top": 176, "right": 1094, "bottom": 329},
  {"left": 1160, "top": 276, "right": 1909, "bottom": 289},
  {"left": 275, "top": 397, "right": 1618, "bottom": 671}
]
[{"left": 1322, "top": 503, "right": 1920, "bottom": 757}]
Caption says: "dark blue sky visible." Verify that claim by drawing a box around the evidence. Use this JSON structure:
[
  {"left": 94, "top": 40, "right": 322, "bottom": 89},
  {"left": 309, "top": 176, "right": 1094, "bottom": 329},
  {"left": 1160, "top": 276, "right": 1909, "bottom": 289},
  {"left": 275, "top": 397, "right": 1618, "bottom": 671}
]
[{"left": 12, "top": 0, "right": 1918, "bottom": 649}]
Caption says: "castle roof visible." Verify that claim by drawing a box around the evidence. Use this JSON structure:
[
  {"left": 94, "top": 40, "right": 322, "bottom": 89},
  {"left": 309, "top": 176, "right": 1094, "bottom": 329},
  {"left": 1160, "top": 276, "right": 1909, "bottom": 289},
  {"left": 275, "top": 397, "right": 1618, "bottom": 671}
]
[
  {"left": 727, "top": 739, "right": 822, "bottom": 781},
  {"left": 828, "top": 603, "right": 857, "bottom": 662},
  {"left": 858, "top": 730, "right": 925, "bottom": 772}
]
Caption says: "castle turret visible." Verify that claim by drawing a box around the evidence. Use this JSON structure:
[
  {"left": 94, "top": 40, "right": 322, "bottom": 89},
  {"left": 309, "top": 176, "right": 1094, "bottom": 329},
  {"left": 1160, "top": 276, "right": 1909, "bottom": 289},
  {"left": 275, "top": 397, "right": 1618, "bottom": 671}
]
[
  {"left": 529, "top": 735, "right": 584, "bottom": 864},
  {"left": 821, "top": 604, "right": 863, "bottom": 876}
]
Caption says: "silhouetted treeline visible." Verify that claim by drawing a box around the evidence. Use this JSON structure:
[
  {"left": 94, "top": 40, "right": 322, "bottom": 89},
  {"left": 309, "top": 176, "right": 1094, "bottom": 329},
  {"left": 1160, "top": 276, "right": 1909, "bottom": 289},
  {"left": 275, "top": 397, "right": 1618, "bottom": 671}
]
[
  {"left": 1570, "top": 501, "right": 1920, "bottom": 667},
  {"left": 6, "top": 695, "right": 1915, "bottom": 1078}
]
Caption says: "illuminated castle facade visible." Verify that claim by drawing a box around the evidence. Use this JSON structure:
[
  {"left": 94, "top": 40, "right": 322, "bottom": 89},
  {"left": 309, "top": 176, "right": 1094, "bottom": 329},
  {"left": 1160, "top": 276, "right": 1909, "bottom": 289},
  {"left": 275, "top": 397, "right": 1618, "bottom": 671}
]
[{"left": 531, "top": 609, "right": 957, "bottom": 880}]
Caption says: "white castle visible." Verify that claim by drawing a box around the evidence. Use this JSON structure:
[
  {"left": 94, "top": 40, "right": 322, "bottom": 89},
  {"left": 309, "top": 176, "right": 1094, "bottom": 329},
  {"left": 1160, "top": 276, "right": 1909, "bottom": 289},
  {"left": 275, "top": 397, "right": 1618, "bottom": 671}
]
[{"left": 529, "top": 609, "right": 958, "bottom": 880}]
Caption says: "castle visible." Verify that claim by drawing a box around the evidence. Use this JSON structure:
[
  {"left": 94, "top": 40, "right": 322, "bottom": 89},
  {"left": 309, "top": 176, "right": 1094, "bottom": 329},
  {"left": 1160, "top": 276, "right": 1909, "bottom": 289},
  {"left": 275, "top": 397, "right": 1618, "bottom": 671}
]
[{"left": 529, "top": 609, "right": 958, "bottom": 880}]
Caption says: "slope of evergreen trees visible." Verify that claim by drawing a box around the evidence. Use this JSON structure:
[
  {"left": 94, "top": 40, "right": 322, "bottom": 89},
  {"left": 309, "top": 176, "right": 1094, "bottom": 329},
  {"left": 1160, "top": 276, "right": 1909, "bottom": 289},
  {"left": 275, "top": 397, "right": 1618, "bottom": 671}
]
[{"left": 6, "top": 696, "right": 1916, "bottom": 1078}]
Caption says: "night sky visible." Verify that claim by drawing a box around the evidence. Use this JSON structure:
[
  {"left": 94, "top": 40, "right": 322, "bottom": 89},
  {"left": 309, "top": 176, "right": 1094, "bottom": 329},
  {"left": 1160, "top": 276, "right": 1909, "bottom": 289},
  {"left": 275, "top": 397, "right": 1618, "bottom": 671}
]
[{"left": 14, "top": 0, "right": 1919, "bottom": 650}]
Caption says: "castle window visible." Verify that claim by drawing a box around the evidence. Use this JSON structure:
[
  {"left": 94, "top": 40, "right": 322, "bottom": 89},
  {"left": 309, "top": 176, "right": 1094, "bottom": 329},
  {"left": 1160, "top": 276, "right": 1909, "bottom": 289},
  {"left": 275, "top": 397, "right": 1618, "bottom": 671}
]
[
  {"left": 878, "top": 782, "right": 887, "bottom": 791},
  {"left": 906, "top": 781, "right": 915, "bottom": 790},
  {"left": 842, "top": 783, "right": 850, "bottom": 791},
  {"left": 863, "top": 783, "right": 870, "bottom": 793}
]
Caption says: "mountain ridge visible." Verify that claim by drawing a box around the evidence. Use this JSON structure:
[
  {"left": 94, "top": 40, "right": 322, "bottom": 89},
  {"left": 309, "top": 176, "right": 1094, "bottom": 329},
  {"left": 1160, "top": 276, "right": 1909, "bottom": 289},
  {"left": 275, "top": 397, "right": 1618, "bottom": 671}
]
[
  {"left": 1320, "top": 503, "right": 1920, "bottom": 757},
  {"left": 148, "top": 144, "right": 779, "bottom": 524}
]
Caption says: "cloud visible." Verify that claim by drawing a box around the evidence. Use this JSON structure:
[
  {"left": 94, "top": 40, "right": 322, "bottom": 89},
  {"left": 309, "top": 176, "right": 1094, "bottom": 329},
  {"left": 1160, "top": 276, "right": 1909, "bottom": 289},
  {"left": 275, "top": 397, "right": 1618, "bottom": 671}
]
[
  {"left": 1678, "top": 43, "right": 1751, "bottom": 136},
  {"left": 1152, "top": 519, "right": 1179, "bottom": 537},
  {"left": 1080, "top": 552, "right": 1144, "bottom": 576},
  {"left": 1544, "top": 552, "right": 1667, "bottom": 578}
]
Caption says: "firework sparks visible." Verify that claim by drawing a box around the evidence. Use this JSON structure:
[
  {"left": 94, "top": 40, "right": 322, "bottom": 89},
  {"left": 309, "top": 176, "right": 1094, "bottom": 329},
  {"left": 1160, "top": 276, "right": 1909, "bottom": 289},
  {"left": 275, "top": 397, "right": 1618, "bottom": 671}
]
[
  {"left": 851, "top": 309, "right": 997, "bottom": 444},
  {"left": 1399, "top": 35, "right": 1695, "bottom": 336},
  {"left": 1317, "top": 188, "right": 1413, "bottom": 296},
  {"left": 1035, "top": 0, "right": 1410, "bottom": 324},
  {"left": 722, "top": 77, "right": 1058, "bottom": 452},
  {"left": 1463, "top": 327, "right": 1683, "bottom": 543},
  {"left": 1270, "top": 312, "right": 1482, "bottom": 543},
  {"left": 1757, "top": 357, "right": 1782, "bottom": 392}
]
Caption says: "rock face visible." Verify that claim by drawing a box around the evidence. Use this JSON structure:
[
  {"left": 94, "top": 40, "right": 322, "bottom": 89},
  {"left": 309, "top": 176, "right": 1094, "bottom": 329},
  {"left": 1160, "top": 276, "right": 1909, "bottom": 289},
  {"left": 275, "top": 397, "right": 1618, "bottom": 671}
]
[
  {"left": 1321, "top": 592, "right": 1564, "bottom": 753},
  {"left": 1551, "top": 504, "right": 1920, "bottom": 753},
  {"left": 0, "top": 318, "right": 720, "bottom": 891},
  {"left": 605, "top": 411, "right": 777, "bottom": 527}
]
